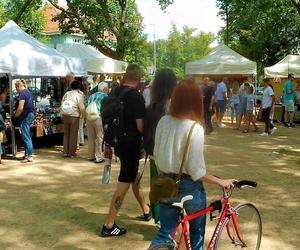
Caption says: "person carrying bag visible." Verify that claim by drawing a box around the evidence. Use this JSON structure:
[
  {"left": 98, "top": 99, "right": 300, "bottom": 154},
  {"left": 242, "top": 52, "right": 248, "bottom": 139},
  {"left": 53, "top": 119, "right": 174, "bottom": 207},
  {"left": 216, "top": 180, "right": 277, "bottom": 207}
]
[{"left": 149, "top": 122, "right": 196, "bottom": 203}]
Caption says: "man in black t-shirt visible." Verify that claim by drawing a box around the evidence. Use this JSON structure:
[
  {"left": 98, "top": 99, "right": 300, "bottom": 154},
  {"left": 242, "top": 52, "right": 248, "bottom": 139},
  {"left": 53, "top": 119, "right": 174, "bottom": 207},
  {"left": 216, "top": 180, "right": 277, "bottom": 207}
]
[
  {"left": 202, "top": 77, "right": 215, "bottom": 134},
  {"left": 101, "top": 64, "right": 151, "bottom": 237}
]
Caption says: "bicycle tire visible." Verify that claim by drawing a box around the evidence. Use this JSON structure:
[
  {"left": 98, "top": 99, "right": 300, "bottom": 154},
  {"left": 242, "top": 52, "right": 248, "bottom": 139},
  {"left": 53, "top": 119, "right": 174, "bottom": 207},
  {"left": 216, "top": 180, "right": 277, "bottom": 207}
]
[{"left": 214, "top": 203, "right": 262, "bottom": 250}]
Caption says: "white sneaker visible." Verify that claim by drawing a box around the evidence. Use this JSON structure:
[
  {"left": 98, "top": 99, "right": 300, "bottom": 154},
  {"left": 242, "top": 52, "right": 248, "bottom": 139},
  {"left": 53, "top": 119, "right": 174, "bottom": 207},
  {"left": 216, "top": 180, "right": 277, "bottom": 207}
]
[
  {"left": 220, "top": 123, "right": 226, "bottom": 128},
  {"left": 260, "top": 132, "right": 269, "bottom": 137},
  {"left": 217, "top": 122, "right": 226, "bottom": 128},
  {"left": 270, "top": 127, "right": 277, "bottom": 134}
]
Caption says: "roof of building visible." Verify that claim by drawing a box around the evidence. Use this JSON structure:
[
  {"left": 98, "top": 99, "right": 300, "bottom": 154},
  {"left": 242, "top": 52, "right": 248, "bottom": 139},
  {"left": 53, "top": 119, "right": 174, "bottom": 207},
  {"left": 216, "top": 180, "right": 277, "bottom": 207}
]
[{"left": 41, "top": 4, "right": 62, "bottom": 34}]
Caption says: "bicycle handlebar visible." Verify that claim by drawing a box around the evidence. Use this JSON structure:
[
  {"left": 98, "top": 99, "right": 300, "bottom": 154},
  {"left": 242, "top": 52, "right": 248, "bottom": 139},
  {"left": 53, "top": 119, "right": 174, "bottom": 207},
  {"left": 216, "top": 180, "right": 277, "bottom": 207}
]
[{"left": 234, "top": 180, "right": 257, "bottom": 188}]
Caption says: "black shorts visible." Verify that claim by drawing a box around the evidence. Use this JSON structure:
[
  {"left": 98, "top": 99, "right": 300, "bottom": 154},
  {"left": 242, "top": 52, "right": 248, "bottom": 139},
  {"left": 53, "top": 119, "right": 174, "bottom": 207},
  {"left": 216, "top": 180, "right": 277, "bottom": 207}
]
[{"left": 115, "top": 141, "right": 141, "bottom": 183}]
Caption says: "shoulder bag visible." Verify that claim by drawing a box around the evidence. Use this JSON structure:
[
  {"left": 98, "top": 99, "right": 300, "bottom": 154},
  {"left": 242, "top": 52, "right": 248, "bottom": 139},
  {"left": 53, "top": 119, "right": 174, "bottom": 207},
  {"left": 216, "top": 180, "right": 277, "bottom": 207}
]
[{"left": 149, "top": 122, "right": 197, "bottom": 203}]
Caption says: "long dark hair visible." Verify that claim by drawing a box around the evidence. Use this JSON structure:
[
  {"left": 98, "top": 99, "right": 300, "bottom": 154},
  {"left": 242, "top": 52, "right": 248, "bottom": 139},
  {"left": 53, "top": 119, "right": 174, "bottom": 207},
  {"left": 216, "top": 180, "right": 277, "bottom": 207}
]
[{"left": 150, "top": 68, "right": 177, "bottom": 105}]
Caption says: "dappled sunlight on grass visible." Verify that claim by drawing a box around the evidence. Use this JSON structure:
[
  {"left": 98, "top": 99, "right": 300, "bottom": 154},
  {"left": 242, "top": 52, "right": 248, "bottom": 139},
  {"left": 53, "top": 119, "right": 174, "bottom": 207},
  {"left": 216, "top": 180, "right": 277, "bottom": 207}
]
[{"left": 0, "top": 123, "right": 299, "bottom": 249}]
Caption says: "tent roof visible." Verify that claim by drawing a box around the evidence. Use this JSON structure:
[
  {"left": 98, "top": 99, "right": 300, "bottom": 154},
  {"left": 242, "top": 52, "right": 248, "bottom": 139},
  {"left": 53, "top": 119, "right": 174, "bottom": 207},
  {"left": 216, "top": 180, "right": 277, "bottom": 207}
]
[
  {"left": 0, "top": 20, "right": 86, "bottom": 77},
  {"left": 56, "top": 43, "right": 127, "bottom": 74},
  {"left": 264, "top": 55, "right": 300, "bottom": 78},
  {"left": 185, "top": 44, "right": 257, "bottom": 75}
]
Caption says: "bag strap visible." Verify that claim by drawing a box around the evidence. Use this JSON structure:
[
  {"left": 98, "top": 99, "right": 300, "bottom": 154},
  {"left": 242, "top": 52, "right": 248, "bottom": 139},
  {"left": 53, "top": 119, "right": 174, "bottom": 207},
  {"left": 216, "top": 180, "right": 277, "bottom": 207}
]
[
  {"left": 113, "top": 86, "right": 134, "bottom": 101},
  {"left": 135, "top": 152, "right": 148, "bottom": 186},
  {"left": 176, "top": 122, "right": 197, "bottom": 183}
]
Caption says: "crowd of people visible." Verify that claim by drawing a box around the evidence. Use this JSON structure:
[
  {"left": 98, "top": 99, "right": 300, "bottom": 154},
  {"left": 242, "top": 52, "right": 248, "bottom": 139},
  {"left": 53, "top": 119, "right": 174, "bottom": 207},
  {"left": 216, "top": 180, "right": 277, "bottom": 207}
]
[{"left": 4, "top": 63, "right": 298, "bottom": 249}]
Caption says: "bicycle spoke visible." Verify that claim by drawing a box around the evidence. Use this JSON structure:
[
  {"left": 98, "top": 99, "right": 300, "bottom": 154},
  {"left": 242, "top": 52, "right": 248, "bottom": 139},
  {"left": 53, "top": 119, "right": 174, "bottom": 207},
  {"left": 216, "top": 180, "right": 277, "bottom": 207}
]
[{"left": 214, "top": 203, "right": 262, "bottom": 250}]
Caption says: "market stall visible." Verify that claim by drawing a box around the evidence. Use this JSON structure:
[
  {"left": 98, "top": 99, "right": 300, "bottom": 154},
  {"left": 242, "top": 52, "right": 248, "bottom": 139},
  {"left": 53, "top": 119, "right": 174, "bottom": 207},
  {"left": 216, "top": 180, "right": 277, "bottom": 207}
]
[
  {"left": 264, "top": 55, "right": 300, "bottom": 99},
  {"left": 56, "top": 43, "right": 127, "bottom": 74},
  {"left": 0, "top": 20, "right": 87, "bottom": 155},
  {"left": 264, "top": 55, "right": 300, "bottom": 122},
  {"left": 185, "top": 44, "right": 257, "bottom": 83}
]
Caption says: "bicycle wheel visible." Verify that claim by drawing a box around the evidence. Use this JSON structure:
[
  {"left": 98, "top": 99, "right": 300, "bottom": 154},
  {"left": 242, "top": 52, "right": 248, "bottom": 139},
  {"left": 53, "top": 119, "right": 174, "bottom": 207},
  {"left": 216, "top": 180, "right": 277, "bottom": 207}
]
[
  {"left": 149, "top": 242, "right": 175, "bottom": 250},
  {"left": 214, "top": 203, "right": 262, "bottom": 250}
]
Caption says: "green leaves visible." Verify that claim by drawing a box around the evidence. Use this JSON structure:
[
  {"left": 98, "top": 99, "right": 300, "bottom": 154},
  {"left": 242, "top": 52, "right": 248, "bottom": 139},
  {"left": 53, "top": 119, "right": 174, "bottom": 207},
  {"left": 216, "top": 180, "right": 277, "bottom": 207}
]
[
  {"left": 217, "top": 0, "right": 300, "bottom": 76},
  {"left": 155, "top": 24, "right": 214, "bottom": 78},
  {"left": 0, "top": 0, "right": 46, "bottom": 39}
]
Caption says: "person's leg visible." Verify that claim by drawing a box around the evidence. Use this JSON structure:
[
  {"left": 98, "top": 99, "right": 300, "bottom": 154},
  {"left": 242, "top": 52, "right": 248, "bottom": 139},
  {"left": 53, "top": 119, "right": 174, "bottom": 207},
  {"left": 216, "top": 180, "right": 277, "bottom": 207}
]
[
  {"left": 204, "top": 106, "right": 212, "bottom": 133},
  {"left": 234, "top": 104, "right": 239, "bottom": 124},
  {"left": 230, "top": 106, "right": 234, "bottom": 124},
  {"left": 219, "top": 100, "right": 226, "bottom": 125},
  {"left": 20, "top": 113, "right": 35, "bottom": 158},
  {"left": 244, "top": 113, "right": 250, "bottom": 131},
  {"left": 77, "top": 118, "right": 84, "bottom": 145},
  {"left": 251, "top": 114, "right": 258, "bottom": 130},
  {"left": 132, "top": 172, "right": 150, "bottom": 215},
  {"left": 94, "top": 118, "right": 104, "bottom": 161},
  {"left": 149, "top": 159, "right": 160, "bottom": 223},
  {"left": 266, "top": 108, "right": 271, "bottom": 133},
  {"left": 287, "top": 100, "right": 295, "bottom": 126},
  {"left": 62, "top": 116, "right": 70, "bottom": 155},
  {"left": 215, "top": 101, "right": 220, "bottom": 123},
  {"left": 104, "top": 181, "right": 131, "bottom": 228},
  {"left": 262, "top": 108, "right": 268, "bottom": 133},
  {"left": 86, "top": 120, "right": 96, "bottom": 159},
  {"left": 150, "top": 204, "right": 179, "bottom": 247},
  {"left": 68, "top": 117, "right": 80, "bottom": 156},
  {"left": 182, "top": 179, "right": 206, "bottom": 250}
]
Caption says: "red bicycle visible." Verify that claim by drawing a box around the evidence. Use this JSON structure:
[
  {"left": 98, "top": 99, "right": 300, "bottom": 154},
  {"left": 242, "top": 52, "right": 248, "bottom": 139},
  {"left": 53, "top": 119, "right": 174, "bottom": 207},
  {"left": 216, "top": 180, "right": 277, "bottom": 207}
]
[{"left": 151, "top": 180, "right": 262, "bottom": 250}]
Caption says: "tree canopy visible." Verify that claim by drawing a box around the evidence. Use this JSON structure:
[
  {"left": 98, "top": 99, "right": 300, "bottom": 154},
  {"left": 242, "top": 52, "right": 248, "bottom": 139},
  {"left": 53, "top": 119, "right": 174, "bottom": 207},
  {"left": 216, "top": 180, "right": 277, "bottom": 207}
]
[
  {"left": 0, "top": 0, "right": 46, "bottom": 38},
  {"left": 154, "top": 24, "right": 214, "bottom": 78},
  {"left": 47, "top": 0, "right": 173, "bottom": 60},
  {"left": 217, "top": 0, "right": 300, "bottom": 75}
]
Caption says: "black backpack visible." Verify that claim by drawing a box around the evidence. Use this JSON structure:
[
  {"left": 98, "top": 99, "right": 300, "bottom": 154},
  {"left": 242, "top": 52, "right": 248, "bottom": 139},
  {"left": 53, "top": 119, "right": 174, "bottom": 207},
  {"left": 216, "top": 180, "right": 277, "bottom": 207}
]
[
  {"left": 143, "top": 102, "right": 166, "bottom": 155},
  {"left": 100, "top": 87, "right": 134, "bottom": 147}
]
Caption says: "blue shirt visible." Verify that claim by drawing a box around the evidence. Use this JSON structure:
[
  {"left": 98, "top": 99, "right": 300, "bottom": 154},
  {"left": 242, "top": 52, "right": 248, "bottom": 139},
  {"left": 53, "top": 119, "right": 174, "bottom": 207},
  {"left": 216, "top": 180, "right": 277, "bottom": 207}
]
[
  {"left": 215, "top": 82, "right": 227, "bottom": 101},
  {"left": 19, "top": 89, "right": 34, "bottom": 115},
  {"left": 283, "top": 80, "right": 294, "bottom": 101},
  {"left": 87, "top": 91, "right": 107, "bottom": 113}
]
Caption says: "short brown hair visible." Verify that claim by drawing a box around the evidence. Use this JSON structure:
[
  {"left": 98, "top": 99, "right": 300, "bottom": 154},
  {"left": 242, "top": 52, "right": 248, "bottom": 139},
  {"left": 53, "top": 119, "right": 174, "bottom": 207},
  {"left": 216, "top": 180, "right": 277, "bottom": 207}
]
[
  {"left": 124, "top": 64, "right": 142, "bottom": 82},
  {"left": 169, "top": 79, "right": 203, "bottom": 122}
]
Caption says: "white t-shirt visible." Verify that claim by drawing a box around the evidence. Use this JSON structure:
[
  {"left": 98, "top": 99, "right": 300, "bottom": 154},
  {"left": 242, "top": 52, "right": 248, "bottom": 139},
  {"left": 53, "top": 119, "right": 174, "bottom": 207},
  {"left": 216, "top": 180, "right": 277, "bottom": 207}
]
[
  {"left": 262, "top": 86, "right": 274, "bottom": 109},
  {"left": 153, "top": 115, "right": 206, "bottom": 181}
]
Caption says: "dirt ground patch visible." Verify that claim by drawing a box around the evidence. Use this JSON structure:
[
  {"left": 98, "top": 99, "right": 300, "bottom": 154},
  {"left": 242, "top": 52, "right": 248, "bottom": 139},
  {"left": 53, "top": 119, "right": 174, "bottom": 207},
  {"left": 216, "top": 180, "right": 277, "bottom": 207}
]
[{"left": 0, "top": 121, "right": 299, "bottom": 250}]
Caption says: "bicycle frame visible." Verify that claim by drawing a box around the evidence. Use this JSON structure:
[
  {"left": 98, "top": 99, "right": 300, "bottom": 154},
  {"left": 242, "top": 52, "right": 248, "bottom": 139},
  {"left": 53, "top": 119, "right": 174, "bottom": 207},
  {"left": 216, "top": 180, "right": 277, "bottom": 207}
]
[{"left": 171, "top": 195, "right": 246, "bottom": 250}]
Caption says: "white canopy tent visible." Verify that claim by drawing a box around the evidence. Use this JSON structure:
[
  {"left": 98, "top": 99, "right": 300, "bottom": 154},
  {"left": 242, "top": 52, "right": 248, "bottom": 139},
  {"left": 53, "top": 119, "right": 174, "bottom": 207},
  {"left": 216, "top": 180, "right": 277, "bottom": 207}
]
[
  {"left": 0, "top": 20, "right": 86, "bottom": 156},
  {"left": 264, "top": 55, "right": 300, "bottom": 78},
  {"left": 56, "top": 43, "right": 127, "bottom": 74},
  {"left": 185, "top": 44, "right": 257, "bottom": 76},
  {"left": 0, "top": 20, "right": 86, "bottom": 77}
]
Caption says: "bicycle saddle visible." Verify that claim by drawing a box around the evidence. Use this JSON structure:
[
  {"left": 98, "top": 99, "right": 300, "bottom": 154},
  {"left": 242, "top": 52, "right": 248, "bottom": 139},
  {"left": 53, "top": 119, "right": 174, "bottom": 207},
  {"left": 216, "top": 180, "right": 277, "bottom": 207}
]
[{"left": 159, "top": 195, "right": 193, "bottom": 208}]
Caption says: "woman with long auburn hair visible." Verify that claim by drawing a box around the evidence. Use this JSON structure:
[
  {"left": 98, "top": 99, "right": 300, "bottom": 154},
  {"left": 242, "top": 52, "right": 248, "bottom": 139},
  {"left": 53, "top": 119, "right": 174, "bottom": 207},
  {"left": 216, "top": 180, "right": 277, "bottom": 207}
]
[{"left": 149, "top": 79, "right": 236, "bottom": 250}]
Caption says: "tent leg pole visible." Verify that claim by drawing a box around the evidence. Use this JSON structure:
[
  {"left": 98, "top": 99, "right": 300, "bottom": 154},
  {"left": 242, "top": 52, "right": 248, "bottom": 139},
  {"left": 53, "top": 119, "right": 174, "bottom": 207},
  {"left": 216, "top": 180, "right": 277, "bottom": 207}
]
[{"left": 9, "top": 74, "right": 16, "bottom": 157}]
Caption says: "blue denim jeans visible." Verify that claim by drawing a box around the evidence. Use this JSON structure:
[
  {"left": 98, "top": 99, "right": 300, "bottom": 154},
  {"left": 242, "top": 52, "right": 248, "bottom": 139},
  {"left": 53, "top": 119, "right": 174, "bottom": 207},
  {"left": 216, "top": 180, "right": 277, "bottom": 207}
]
[
  {"left": 20, "top": 112, "right": 35, "bottom": 157},
  {"left": 150, "top": 177, "right": 207, "bottom": 250}
]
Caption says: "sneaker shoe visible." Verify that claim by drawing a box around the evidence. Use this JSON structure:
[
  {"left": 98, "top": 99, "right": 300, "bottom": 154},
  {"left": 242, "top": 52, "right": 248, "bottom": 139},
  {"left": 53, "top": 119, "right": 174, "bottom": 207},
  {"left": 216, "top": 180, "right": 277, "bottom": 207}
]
[
  {"left": 137, "top": 204, "right": 152, "bottom": 221},
  {"left": 260, "top": 132, "right": 269, "bottom": 137},
  {"left": 88, "top": 158, "right": 96, "bottom": 161},
  {"left": 21, "top": 157, "right": 33, "bottom": 163},
  {"left": 95, "top": 158, "right": 105, "bottom": 163},
  {"left": 270, "top": 127, "right": 277, "bottom": 134},
  {"left": 100, "top": 223, "right": 127, "bottom": 237},
  {"left": 220, "top": 123, "right": 226, "bottom": 128},
  {"left": 289, "top": 123, "right": 295, "bottom": 128}
]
